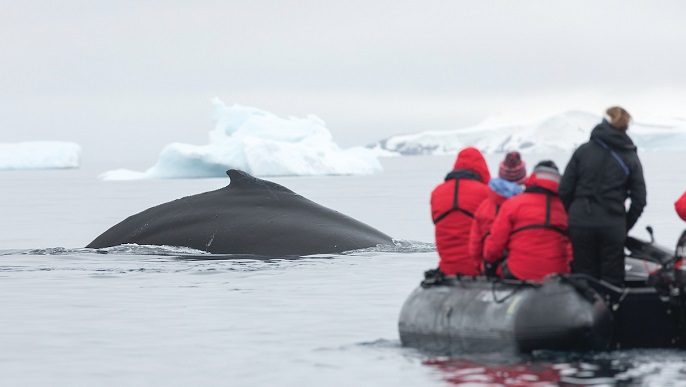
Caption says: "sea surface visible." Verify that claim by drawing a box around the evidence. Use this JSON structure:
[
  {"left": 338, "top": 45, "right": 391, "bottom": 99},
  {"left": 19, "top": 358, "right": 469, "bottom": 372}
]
[{"left": 2, "top": 153, "right": 686, "bottom": 386}]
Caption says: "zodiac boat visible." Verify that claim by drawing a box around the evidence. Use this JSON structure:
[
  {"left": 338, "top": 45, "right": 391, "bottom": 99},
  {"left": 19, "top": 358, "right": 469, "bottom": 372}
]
[{"left": 398, "top": 228, "right": 686, "bottom": 354}]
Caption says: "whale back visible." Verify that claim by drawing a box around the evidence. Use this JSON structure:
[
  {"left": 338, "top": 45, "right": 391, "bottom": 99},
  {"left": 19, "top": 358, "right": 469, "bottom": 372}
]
[{"left": 86, "top": 170, "right": 393, "bottom": 255}]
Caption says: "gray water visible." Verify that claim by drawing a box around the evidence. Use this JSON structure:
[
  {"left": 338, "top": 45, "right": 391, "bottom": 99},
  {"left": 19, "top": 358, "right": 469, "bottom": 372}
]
[{"left": 2, "top": 154, "right": 686, "bottom": 386}]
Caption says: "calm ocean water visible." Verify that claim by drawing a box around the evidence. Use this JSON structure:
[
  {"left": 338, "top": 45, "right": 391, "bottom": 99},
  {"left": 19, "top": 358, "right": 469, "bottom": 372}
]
[{"left": 1, "top": 153, "right": 686, "bottom": 386}]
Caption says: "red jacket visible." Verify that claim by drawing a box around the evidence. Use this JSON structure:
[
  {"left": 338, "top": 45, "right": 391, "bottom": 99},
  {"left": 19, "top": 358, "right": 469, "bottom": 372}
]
[
  {"left": 676, "top": 191, "right": 686, "bottom": 221},
  {"left": 483, "top": 172, "right": 571, "bottom": 281},
  {"left": 469, "top": 188, "right": 510, "bottom": 268},
  {"left": 431, "top": 147, "right": 491, "bottom": 275}
]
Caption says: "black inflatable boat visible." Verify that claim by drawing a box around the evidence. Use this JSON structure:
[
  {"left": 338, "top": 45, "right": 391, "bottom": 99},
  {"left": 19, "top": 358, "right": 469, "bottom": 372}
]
[{"left": 399, "top": 227, "right": 686, "bottom": 354}]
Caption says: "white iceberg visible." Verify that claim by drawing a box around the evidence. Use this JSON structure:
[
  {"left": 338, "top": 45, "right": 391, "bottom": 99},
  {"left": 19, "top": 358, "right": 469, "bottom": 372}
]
[
  {"left": 0, "top": 141, "right": 81, "bottom": 170},
  {"left": 370, "top": 111, "right": 686, "bottom": 155},
  {"left": 100, "top": 99, "right": 382, "bottom": 180}
]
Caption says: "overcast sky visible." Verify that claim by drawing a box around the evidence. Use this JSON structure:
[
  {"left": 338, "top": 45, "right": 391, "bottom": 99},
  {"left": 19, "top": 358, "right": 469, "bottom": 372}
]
[{"left": 2, "top": 1, "right": 686, "bottom": 165}]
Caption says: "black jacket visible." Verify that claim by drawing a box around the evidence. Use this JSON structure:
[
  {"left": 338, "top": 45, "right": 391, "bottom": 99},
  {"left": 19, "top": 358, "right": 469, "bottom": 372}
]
[{"left": 559, "top": 120, "right": 647, "bottom": 230}]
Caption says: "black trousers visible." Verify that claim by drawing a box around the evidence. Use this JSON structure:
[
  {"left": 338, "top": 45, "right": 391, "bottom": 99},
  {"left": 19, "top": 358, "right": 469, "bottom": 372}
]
[{"left": 569, "top": 225, "right": 626, "bottom": 287}]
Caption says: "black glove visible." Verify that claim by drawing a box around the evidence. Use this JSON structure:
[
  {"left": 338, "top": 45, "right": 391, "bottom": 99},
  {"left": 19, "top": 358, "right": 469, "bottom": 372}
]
[
  {"left": 484, "top": 261, "right": 499, "bottom": 278},
  {"left": 421, "top": 267, "right": 446, "bottom": 288}
]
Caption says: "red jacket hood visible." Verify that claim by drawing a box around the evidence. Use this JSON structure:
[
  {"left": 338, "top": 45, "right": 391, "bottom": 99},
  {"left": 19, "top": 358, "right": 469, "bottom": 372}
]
[
  {"left": 676, "top": 191, "right": 686, "bottom": 221},
  {"left": 452, "top": 147, "right": 490, "bottom": 183}
]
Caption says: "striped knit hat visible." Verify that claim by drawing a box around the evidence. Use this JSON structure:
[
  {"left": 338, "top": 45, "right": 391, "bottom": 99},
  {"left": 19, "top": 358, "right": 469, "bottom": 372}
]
[
  {"left": 532, "top": 161, "right": 561, "bottom": 184},
  {"left": 499, "top": 151, "right": 527, "bottom": 184}
]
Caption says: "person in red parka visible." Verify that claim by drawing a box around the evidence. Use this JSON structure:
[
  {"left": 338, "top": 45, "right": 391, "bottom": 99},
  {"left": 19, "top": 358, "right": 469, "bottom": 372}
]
[
  {"left": 483, "top": 161, "right": 572, "bottom": 281},
  {"left": 676, "top": 191, "right": 686, "bottom": 265},
  {"left": 431, "top": 147, "right": 491, "bottom": 276},
  {"left": 676, "top": 191, "right": 686, "bottom": 222},
  {"left": 469, "top": 151, "right": 526, "bottom": 276}
]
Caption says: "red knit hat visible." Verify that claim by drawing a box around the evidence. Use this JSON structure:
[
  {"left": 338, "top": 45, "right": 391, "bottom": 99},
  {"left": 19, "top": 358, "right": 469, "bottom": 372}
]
[{"left": 499, "top": 151, "right": 527, "bottom": 184}]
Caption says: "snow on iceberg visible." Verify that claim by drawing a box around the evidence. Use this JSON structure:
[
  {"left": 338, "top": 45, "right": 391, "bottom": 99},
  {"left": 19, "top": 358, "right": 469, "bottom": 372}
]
[
  {"left": 100, "top": 99, "right": 383, "bottom": 180},
  {"left": 370, "top": 111, "right": 686, "bottom": 155},
  {"left": 0, "top": 141, "right": 81, "bottom": 170}
]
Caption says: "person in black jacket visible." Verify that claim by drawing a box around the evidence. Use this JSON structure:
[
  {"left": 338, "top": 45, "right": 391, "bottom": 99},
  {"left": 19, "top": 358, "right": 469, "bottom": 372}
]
[{"left": 559, "top": 106, "right": 647, "bottom": 287}]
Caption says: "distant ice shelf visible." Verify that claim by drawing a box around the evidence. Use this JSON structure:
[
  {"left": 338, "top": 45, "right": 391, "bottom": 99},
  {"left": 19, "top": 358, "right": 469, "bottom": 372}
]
[
  {"left": 0, "top": 141, "right": 81, "bottom": 170},
  {"left": 368, "top": 111, "right": 686, "bottom": 155}
]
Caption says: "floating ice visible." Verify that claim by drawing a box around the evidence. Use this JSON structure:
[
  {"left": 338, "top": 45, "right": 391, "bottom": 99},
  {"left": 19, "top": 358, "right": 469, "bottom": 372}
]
[
  {"left": 370, "top": 111, "right": 686, "bottom": 155},
  {"left": 0, "top": 141, "right": 81, "bottom": 170},
  {"left": 99, "top": 99, "right": 383, "bottom": 180}
]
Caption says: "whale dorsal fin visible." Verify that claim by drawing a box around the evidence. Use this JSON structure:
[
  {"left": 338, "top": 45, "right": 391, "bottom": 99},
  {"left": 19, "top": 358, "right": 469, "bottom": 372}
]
[{"left": 225, "top": 169, "right": 297, "bottom": 196}]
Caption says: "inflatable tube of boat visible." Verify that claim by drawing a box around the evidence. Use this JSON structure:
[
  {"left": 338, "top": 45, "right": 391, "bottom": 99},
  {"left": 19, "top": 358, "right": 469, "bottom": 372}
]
[{"left": 398, "top": 276, "right": 613, "bottom": 354}]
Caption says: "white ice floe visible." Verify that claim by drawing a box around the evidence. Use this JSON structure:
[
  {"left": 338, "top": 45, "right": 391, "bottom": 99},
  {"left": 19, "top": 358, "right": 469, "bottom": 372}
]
[
  {"left": 370, "top": 111, "right": 686, "bottom": 155},
  {"left": 99, "top": 98, "right": 383, "bottom": 180},
  {"left": 0, "top": 141, "right": 81, "bottom": 170}
]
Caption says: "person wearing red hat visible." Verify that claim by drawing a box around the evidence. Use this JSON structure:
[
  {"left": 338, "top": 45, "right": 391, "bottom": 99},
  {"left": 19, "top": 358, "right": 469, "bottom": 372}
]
[
  {"left": 469, "top": 151, "right": 526, "bottom": 276},
  {"left": 431, "top": 147, "right": 491, "bottom": 276},
  {"left": 483, "top": 161, "right": 572, "bottom": 281},
  {"left": 676, "top": 191, "right": 686, "bottom": 222}
]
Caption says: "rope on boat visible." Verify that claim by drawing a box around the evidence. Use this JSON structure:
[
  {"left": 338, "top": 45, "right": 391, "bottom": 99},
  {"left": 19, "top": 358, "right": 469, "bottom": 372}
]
[
  {"left": 491, "top": 279, "right": 536, "bottom": 304},
  {"left": 613, "top": 287, "right": 631, "bottom": 311}
]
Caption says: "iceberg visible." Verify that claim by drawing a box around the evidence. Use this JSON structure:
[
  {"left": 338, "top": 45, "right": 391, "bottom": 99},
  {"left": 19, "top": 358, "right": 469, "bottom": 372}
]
[
  {"left": 0, "top": 142, "right": 81, "bottom": 170},
  {"left": 99, "top": 99, "right": 383, "bottom": 180},
  {"left": 369, "top": 111, "right": 686, "bottom": 155}
]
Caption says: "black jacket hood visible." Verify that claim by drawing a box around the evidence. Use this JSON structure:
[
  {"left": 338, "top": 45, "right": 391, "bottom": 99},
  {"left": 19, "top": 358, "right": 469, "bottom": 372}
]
[{"left": 590, "top": 119, "right": 636, "bottom": 151}]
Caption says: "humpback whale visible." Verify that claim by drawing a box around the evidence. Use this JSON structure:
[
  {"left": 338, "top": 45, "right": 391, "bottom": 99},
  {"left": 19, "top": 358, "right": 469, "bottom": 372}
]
[{"left": 87, "top": 170, "right": 394, "bottom": 256}]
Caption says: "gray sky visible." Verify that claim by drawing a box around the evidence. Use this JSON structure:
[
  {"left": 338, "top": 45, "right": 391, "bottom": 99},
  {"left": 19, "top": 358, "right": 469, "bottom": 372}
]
[{"left": 2, "top": 0, "right": 686, "bottom": 166}]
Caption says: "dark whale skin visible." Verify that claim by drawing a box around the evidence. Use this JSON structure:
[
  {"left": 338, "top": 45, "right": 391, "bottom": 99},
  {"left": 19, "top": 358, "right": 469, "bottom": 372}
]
[{"left": 86, "top": 169, "right": 394, "bottom": 256}]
